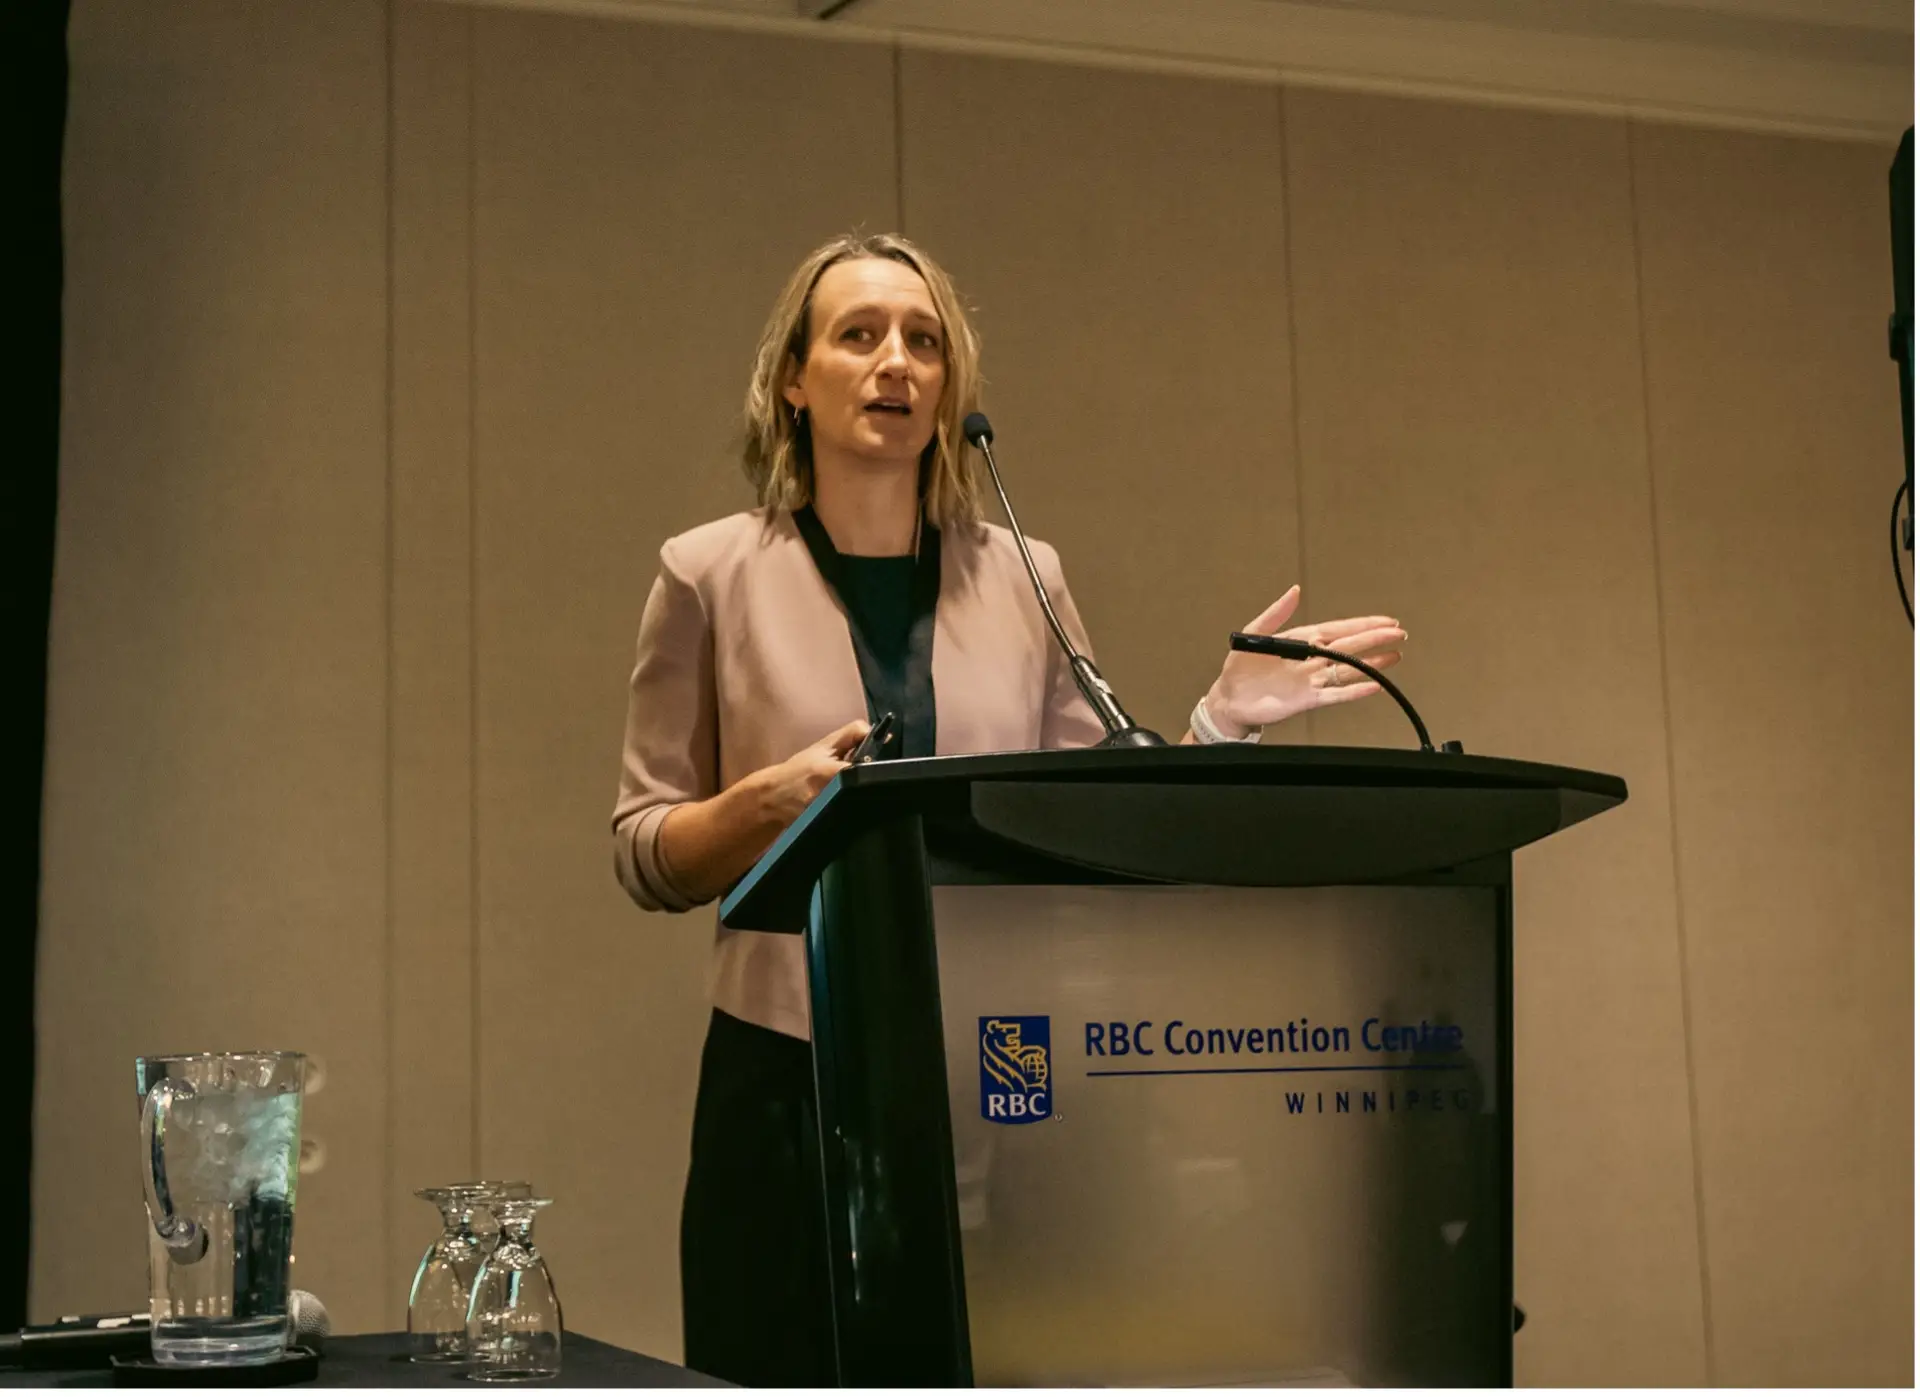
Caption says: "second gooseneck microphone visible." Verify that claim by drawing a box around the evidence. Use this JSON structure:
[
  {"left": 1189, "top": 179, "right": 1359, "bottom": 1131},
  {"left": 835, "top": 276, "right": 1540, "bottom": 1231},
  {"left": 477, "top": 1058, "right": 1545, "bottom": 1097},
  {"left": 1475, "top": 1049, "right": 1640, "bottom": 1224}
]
[
  {"left": 1227, "top": 632, "right": 1456, "bottom": 753},
  {"left": 961, "top": 412, "right": 1166, "bottom": 748}
]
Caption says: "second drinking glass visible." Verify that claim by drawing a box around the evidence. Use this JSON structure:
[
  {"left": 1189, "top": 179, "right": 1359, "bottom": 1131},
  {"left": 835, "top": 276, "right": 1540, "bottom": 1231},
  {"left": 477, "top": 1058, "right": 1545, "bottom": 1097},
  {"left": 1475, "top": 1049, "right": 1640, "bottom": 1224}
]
[{"left": 464, "top": 1197, "right": 563, "bottom": 1382}]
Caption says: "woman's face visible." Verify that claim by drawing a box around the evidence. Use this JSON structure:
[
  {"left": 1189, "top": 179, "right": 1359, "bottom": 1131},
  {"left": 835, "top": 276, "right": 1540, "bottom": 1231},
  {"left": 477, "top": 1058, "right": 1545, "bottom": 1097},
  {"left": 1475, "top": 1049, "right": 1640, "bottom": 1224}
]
[{"left": 784, "top": 257, "right": 946, "bottom": 469}]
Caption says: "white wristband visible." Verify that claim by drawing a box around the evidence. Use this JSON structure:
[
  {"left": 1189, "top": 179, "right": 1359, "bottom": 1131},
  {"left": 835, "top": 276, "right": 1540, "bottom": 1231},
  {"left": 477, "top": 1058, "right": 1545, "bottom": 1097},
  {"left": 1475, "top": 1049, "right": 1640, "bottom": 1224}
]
[{"left": 1191, "top": 694, "right": 1261, "bottom": 745}]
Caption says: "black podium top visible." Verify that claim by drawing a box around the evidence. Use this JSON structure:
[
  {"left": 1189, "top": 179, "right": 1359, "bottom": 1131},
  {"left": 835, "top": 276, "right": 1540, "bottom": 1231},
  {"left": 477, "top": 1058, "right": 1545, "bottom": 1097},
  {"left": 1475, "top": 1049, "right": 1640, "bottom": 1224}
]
[{"left": 719, "top": 744, "right": 1626, "bottom": 931}]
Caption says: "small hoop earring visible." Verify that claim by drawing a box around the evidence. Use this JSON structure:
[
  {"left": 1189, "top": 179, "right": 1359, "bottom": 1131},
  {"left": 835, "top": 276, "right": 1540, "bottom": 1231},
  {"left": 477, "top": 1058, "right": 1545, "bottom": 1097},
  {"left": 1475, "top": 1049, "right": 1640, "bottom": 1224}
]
[{"left": 791, "top": 404, "right": 805, "bottom": 428}]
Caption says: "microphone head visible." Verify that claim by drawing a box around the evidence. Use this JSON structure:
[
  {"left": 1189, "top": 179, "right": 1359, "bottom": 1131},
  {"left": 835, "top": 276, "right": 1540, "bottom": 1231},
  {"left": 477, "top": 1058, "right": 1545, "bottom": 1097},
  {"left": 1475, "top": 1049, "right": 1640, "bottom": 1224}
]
[{"left": 961, "top": 412, "right": 994, "bottom": 447}]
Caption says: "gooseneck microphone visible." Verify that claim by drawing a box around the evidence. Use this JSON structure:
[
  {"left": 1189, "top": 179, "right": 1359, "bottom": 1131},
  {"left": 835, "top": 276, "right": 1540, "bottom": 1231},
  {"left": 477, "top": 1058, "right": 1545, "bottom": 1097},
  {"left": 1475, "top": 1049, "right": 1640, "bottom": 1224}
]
[
  {"left": 962, "top": 412, "right": 1167, "bottom": 748},
  {"left": 1229, "top": 632, "right": 1460, "bottom": 754}
]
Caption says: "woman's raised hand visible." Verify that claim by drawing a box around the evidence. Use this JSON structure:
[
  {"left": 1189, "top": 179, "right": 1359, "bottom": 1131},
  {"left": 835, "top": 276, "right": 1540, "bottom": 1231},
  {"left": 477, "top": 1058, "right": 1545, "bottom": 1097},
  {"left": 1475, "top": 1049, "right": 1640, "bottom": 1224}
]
[{"left": 1202, "top": 585, "right": 1406, "bottom": 736}]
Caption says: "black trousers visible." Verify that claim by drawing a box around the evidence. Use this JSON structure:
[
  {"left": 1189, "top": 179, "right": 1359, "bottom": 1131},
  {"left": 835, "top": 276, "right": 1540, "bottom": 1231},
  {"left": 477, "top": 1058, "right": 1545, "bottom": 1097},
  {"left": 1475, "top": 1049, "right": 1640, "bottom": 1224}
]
[{"left": 680, "top": 1008, "right": 837, "bottom": 1387}]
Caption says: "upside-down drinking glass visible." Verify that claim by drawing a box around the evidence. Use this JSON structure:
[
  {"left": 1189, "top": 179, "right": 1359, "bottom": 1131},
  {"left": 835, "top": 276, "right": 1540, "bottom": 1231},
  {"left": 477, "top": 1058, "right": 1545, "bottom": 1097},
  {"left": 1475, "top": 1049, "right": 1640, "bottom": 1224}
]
[
  {"left": 464, "top": 1198, "right": 562, "bottom": 1382},
  {"left": 407, "top": 1182, "right": 531, "bottom": 1363}
]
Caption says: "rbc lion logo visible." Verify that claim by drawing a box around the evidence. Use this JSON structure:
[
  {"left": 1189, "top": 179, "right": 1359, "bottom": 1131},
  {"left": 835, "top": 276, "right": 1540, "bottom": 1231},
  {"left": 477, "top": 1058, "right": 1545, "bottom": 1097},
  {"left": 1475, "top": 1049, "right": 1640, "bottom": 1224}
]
[{"left": 980, "top": 1015, "right": 1051, "bottom": 1124}]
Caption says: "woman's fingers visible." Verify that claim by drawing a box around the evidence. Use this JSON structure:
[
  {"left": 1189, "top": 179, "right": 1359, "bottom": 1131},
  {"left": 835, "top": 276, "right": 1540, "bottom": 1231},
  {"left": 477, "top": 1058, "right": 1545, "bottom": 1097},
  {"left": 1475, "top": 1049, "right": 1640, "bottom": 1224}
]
[
  {"left": 1319, "top": 678, "right": 1383, "bottom": 705},
  {"left": 1332, "top": 648, "right": 1401, "bottom": 671},
  {"left": 1241, "top": 585, "right": 1302, "bottom": 635},
  {"left": 1314, "top": 648, "right": 1401, "bottom": 705},
  {"left": 1325, "top": 625, "right": 1406, "bottom": 656},
  {"left": 823, "top": 718, "right": 871, "bottom": 757},
  {"left": 1293, "top": 614, "right": 1400, "bottom": 646},
  {"left": 1320, "top": 648, "right": 1402, "bottom": 680}
]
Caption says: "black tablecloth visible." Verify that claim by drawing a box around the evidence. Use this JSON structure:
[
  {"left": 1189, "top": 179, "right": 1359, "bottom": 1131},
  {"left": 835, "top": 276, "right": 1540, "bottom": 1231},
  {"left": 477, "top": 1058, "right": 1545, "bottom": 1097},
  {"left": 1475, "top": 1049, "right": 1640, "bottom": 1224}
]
[{"left": 1, "top": 1332, "right": 730, "bottom": 1388}]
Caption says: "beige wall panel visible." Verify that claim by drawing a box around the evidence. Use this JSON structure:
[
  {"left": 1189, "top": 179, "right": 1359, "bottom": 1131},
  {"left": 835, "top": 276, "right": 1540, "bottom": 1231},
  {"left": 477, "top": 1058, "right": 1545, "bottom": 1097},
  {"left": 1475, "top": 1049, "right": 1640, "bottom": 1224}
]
[
  {"left": 388, "top": 0, "right": 479, "bottom": 1318},
  {"left": 1631, "top": 124, "right": 1913, "bottom": 1386},
  {"left": 898, "top": 52, "right": 1299, "bottom": 741},
  {"left": 39, "top": 0, "right": 391, "bottom": 1332},
  {"left": 1283, "top": 90, "right": 1707, "bottom": 1383},
  {"left": 468, "top": 11, "right": 897, "bottom": 1358}
]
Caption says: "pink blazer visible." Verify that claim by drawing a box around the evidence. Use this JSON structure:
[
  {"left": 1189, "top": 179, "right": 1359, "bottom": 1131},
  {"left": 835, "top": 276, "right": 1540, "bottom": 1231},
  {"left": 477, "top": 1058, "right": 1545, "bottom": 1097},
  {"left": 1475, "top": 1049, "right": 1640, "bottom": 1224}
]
[{"left": 612, "top": 507, "right": 1105, "bottom": 1039}]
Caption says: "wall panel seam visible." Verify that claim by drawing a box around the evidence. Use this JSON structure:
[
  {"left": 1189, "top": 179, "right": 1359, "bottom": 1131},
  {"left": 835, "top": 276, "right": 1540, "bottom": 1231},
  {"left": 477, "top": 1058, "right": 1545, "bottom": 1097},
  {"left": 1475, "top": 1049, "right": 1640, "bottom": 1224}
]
[
  {"left": 1276, "top": 84, "right": 1313, "bottom": 748},
  {"left": 382, "top": 0, "right": 400, "bottom": 1302},
  {"left": 466, "top": 3, "right": 483, "bottom": 1178},
  {"left": 891, "top": 39, "right": 906, "bottom": 234},
  {"left": 1624, "top": 114, "right": 1717, "bottom": 1385}
]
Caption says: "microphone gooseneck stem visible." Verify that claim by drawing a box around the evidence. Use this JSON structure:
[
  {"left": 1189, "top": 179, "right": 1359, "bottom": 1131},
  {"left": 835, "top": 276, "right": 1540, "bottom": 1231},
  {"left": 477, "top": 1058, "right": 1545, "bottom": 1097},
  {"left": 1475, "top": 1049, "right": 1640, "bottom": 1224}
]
[
  {"left": 1229, "top": 632, "right": 1449, "bottom": 753},
  {"left": 973, "top": 435, "right": 1165, "bottom": 747},
  {"left": 973, "top": 438, "right": 1079, "bottom": 668}
]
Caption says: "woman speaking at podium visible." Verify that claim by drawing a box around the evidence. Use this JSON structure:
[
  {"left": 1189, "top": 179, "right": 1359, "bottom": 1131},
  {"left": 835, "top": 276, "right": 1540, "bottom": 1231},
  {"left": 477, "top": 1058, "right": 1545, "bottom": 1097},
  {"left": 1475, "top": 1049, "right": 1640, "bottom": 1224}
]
[{"left": 611, "top": 232, "right": 1406, "bottom": 1385}]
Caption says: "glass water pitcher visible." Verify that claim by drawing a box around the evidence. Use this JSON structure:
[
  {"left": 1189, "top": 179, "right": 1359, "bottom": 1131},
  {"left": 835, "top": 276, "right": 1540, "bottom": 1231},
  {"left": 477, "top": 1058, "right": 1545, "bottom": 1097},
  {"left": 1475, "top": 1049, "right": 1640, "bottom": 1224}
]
[{"left": 136, "top": 1051, "right": 306, "bottom": 1367}]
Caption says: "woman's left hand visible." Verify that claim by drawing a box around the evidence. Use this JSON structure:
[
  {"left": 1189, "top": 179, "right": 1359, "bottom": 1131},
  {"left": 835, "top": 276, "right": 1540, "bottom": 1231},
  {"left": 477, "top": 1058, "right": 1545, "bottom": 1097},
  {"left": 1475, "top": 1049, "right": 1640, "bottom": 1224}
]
[{"left": 1201, "top": 585, "right": 1407, "bottom": 737}]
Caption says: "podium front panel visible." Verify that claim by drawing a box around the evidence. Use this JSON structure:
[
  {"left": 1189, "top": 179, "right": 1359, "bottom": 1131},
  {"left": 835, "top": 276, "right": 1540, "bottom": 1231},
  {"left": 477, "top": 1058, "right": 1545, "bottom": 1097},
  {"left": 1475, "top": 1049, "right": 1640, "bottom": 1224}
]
[{"left": 931, "top": 883, "right": 1509, "bottom": 1387}]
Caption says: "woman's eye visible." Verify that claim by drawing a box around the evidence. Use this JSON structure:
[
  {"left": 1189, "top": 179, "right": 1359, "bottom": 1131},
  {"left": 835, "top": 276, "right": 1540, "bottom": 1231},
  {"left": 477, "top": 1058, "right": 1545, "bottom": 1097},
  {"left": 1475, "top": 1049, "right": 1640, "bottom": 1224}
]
[
  {"left": 841, "top": 327, "right": 872, "bottom": 343},
  {"left": 912, "top": 332, "right": 942, "bottom": 350}
]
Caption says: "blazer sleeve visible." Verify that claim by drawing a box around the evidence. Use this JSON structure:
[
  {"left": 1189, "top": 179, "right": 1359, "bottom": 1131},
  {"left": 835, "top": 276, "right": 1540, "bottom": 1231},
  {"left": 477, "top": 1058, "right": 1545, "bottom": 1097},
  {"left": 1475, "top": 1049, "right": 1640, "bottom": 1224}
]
[
  {"left": 1034, "top": 539, "right": 1109, "bottom": 751},
  {"left": 611, "top": 539, "right": 719, "bottom": 914}
]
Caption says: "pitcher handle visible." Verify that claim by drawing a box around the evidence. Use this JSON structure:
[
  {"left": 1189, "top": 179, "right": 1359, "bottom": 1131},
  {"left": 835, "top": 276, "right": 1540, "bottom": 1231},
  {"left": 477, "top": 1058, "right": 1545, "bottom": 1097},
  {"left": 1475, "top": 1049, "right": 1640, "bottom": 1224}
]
[{"left": 140, "top": 1079, "right": 208, "bottom": 1263}]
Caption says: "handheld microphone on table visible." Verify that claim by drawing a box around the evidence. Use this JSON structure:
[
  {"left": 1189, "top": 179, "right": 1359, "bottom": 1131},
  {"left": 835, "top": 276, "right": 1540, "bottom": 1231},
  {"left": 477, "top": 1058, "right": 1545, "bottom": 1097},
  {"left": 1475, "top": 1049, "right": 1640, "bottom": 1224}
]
[
  {"left": 0, "top": 1290, "right": 330, "bottom": 1371},
  {"left": 291, "top": 1288, "right": 332, "bottom": 1353},
  {"left": 961, "top": 411, "right": 1166, "bottom": 748}
]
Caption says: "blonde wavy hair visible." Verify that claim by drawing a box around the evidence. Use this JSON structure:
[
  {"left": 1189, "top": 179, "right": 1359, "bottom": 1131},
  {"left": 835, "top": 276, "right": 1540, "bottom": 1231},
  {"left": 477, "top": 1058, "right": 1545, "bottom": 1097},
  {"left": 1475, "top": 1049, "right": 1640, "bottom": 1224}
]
[{"left": 742, "top": 232, "right": 986, "bottom": 529}]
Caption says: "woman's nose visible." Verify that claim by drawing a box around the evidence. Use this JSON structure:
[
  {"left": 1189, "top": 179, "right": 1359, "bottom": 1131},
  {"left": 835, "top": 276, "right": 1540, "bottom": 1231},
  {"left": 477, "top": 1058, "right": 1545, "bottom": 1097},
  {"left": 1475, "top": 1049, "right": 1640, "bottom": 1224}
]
[{"left": 876, "top": 329, "right": 910, "bottom": 374}]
